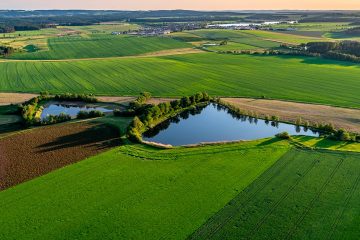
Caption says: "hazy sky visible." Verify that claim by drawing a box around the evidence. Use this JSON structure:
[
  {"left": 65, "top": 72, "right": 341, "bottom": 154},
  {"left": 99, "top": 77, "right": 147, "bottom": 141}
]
[{"left": 0, "top": 0, "right": 359, "bottom": 10}]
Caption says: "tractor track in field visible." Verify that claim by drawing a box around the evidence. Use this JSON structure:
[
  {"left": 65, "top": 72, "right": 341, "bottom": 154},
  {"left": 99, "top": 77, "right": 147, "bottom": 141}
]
[
  {"left": 326, "top": 171, "right": 360, "bottom": 240},
  {"left": 285, "top": 157, "right": 345, "bottom": 239},
  {"left": 245, "top": 156, "right": 319, "bottom": 239},
  {"left": 188, "top": 149, "right": 295, "bottom": 239}
]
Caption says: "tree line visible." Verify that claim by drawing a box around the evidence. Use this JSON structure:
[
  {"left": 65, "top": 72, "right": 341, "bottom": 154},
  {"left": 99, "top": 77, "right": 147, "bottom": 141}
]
[{"left": 126, "top": 92, "right": 211, "bottom": 142}]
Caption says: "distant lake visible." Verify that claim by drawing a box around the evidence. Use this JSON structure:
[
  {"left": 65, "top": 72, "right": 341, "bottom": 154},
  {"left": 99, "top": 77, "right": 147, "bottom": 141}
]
[
  {"left": 41, "top": 102, "right": 113, "bottom": 120},
  {"left": 143, "top": 103, "right": 319, "bottom": 146}
]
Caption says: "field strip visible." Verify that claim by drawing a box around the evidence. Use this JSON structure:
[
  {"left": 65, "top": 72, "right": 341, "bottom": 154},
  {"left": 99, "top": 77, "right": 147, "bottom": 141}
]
[{"left": 0, "top": 48, "right": 203, "bottom": 63}]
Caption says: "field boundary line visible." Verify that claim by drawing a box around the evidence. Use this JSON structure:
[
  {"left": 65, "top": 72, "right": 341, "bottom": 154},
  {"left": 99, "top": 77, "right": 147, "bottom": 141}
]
[{"left": 188, "top": 148, "right": 296, "bottom": 239}]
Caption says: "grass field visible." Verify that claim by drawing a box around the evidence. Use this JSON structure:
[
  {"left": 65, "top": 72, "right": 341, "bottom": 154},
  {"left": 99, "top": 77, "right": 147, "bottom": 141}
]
[
  {"left": 187, "top": 30, "right": 281, "bottom": 49},
  {"left": 58, "top": 23, "right": 140, "bottom": 34},
  {"left": 9, "top": 35, "right": 191, "bottom": 60},
  {"left": 0, "top": 139, "right": 290, "bottom": 239},
  {"left": 0, "top": 53, "right": 360, "bottom": 108},
  {"left": 205, "top": 42, "right": 259, "bottom": 51},
  {"left": 190, "top": 148, "right": 360, "bottom": 239}
]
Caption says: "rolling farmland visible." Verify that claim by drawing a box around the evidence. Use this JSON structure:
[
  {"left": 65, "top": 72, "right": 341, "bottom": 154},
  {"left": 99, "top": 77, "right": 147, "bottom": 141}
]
[
  {"left": 9, "top": 35, "right": 191, "bottom": 60},
  {"left": 0, "top": 139, "right": 290, "bottom": 239},
  {"left": 1, "top": 53, "right": 360, "bottom": 108},
  {"left": 190, "top": 148, "right": 360, "bottom": 240}
]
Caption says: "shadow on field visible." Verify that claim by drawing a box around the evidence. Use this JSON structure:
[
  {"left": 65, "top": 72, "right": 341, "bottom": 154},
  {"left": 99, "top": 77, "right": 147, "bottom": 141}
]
[
  {"left": 257, "top": 138, "right": 282, "bottom": 146},
  {"left": 268, "top": 54, "right": 359, "bottom": 67},
  {"left": 37, "top": 124, "right": 121, "bottom": 153}
]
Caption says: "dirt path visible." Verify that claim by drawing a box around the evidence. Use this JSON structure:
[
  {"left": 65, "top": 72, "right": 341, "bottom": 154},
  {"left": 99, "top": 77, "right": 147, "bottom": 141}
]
[
  {"left": 0, "top": 93, "right": 38, "bottom": 106},
  {"left": 0, "top": 48, "right": 203, "bottom": 63},
  {"left": 221, "top": 98, "right": 360, "bottom": 133},
  {"left": 0, "top": 122, "right": 120, "bottom": 190}
]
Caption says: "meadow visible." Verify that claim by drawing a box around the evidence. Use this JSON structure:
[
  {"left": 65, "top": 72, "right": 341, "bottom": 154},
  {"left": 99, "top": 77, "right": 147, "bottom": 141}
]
[
  {"left": 0, "top": 53, "right": 360, "bottom": 108},
  {"left": 0, "top": 139, "right": 290, "bottom": 239},
  {"left": 9, "top": 35, "right": 191, "bottom": 59},
  {"left": 191, "top": 148, "right": 360, "bottom": 239}
]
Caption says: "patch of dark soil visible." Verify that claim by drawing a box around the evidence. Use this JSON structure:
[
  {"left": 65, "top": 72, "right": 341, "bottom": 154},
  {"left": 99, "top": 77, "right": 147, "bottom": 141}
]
[{"left": 0, "top": 122, "right": 121, "bottom": 190}]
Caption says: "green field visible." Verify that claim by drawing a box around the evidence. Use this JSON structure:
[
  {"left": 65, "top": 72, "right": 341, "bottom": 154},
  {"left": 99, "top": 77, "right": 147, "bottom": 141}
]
[
  {"left": 205, "top": 42, "right": 259, "bottom": 51},
  {"left": 191, "top": 148, "right": 360, "bottom": 239},
  {"left": 187, "top": 30, "right": 281, "bottom": 48},
  {"left": 0, "top": 139, "right": 290, "bottom": 239},
  {"left": 9, "top": 35, "right": 190, "bottom": 60},
  {"left": 1, "top": 53, "right": 360, "bottom": 108}
]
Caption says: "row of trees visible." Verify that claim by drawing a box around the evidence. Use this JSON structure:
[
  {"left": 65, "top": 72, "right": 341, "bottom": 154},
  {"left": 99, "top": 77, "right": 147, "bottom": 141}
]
[
  {"left": 127, "top": 92, "right": 211, "bottom": 142},
  {"left": 53, "top": 93, "right": 98, "bottom": 103}
]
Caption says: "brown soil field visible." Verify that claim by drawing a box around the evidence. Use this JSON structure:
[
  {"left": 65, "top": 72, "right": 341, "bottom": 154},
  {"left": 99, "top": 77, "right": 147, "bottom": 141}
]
[
  {"left": 97, "top": 96, "right": 136, "bottom": 104},
  {"left": 147, "top": 97, "right": 176, "bottom": 105},
  {"left": 221, "top": 98, "right": 360, "bottom": 133},
  {"left": 0, "top": 93, "right": 38, "bottom": 106},
  {"left": 0, "top": 122, "right": 120, "bottom": 190}
]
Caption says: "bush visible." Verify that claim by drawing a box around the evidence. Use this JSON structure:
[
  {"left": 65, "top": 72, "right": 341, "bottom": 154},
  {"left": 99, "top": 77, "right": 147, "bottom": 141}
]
[
  {"left": 333, "top": 129, "right": 351, "bottom": 141},
  {"left": 41, "top": 113, "right": 71, "bottom": 125},
  {"left": 54, "top": 93, "right": 98, "bottom": 103},
  {"left": 276, "top": 132, "right": 291, "bottom": 139},
  {"left": 77, "top": 110, "right": 105, "bottom": 119},
  {"left": 113, "top": 109, "right": 136, "bottom": 117}
]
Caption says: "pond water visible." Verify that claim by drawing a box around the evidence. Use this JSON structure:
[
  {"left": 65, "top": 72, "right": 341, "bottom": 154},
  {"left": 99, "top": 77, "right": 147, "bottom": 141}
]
[
  {"left": 143, "top": 104, "right": 319, "bottom": 146},
  {"left": 40, "top": 103, "right": 113, "bottom": 120}
]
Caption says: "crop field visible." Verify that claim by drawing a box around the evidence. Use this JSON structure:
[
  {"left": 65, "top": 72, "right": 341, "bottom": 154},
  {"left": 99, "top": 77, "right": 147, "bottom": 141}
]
[
  {"left": 0, "top": 53, "right": 360, "bottom": 108},
  {"left": 187, "top": 30, "right": 281, "bottom": 48},
  {"left": 205, "top": 42, "right": 259, "bottom": 51},
  {"left": 190, "top": 148, "right": 360, "bottom": 240},
  {"left": 9, "top": 35, "right": 191, "bottom": 59},
  {"left": 0, "top": 139, "right": 290, "bottom": 239},
  {"left": 58, "top": 23, "right": 140, "bottom": 34}
]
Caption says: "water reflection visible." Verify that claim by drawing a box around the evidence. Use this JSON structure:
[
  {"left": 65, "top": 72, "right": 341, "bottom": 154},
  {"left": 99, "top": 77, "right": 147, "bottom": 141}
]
[
  {"left": 144, "top": 103, "right": 319, "bottom": 146},
  {"left": 41, "top": 103, "right": 112, "bottom": 120}
]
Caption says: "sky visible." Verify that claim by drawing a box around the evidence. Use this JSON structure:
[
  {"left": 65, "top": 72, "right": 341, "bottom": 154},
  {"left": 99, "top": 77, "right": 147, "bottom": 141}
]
[{"left": 0, "top": 0, "right": 359, "bottom": 10}]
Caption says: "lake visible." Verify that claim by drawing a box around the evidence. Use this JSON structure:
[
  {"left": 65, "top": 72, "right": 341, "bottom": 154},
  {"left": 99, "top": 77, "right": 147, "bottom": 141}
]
[
  {"left": 41, "top": 102, "right": 113, "bottom": 120},
  {"left": 143, "top": 103, "right": 319, "bottom": 146}
]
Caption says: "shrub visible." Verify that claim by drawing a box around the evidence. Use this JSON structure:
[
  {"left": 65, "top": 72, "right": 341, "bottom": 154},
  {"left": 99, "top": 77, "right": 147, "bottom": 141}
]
[
  {"left": 276, "top": 132, "right": 291, "bottom": 139},
  {"left": 77, "top": 110, "right": 105, "bottom": 119},
  {"left": 113, "top": 109, "right": 135, "bottom": 117},
  {"left": 271, "top": 115, "right": 280, "bottom": 122},
  {"left": 334, "top": 129, "right": 351, "bottom": 141},
  {"left": 41, "top": 113, "right": 71, "bottom": 125}
]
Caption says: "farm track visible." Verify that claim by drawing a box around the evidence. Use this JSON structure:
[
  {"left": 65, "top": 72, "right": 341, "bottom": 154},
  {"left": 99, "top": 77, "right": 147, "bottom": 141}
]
[{"left": 0, "top": 122, "right": 121, "bottom": 190}]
